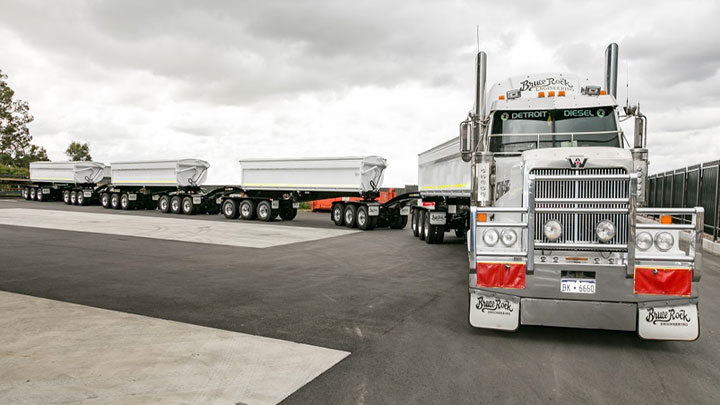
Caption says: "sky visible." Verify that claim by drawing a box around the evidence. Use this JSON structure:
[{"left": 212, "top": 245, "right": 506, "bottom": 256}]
[{"left": 1, "top": 0, "right": 719, "bottom": 186}]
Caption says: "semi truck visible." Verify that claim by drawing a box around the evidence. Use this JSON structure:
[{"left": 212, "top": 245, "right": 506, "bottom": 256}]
[
  {"left": 24, "top": 161, "right": 109, "bottom": 205},
  {"left": 417, "top": 43, "right": 703, "bottom": 340}
]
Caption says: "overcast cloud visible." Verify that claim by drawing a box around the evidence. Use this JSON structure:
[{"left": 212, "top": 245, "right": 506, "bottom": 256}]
[{"left": 1, "top": 0, "right": 718, "bottom": 185}]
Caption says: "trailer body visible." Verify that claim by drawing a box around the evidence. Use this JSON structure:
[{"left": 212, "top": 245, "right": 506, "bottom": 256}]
[
  {"left": 24, "top": 161, "right": 109, "bottom": 205},
  {"left": 110, "top": 159, "right": 209, "bottom": 187}
]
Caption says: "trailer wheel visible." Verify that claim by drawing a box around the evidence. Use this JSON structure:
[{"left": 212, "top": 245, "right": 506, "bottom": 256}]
[
  {"left": 256, "top": 200, "right": 273, "bottom": 221},
  {"left": 101, "top": 193, "right": 111, "bottom": 209},
  {"left": 111, "top": 193, "right": 121, "bottom": 209},
  {"left": 70, "top": 191, "right": 78, "bottom": 205},
  {"left": 269, "top": 209, "right": 279, "bottom": 221},
  {"left": 356, "top": 206, "right": 377, "bottom": 230},
  {"left": 418, "top": 210, "right": 426, "bottom": 240},
  {"left": 77, "top": 191, "right": 86, "bottom": 206},
  {"left": 411, "top": 210, "right": 420, "bottom": 237},
  {"left": 158, "top": 195, "right": 171, "bottom": 213},
  {"left": 182, "top": 196, "right": 197, "bottom": 215},
  {"left": 239, "top": 200, "right": 256, "bottom": 220},
  {"left": 29, "top": 188, "right": 37, "bottom": 201},
  {"left": 279, "top": 207, "right": 297, "bottom": 221},
  {"left": 170, "top": 196, "right": 182, "bottom": 214},
  {"left": 344, "top": 204, "right": 358, "bottom": 228},
  {"left": 207, "top": 203, "right": 220, "bottom": 215},
  {"left": 332, "top": 203, "right": 345, "bottom": 226},
  {"left": 36, "top": 189, "right": 44, "bottom": 202},
  {"left": 222, "top": 199, "right": 239, "bottom": 219},
  {"left": 22, "top": 187, "right": 29, "bottom": 200},
  {"left": 389, "top": 214, "right": 408, "bottom": 230},
  {"left": 63, "top": 191, "right": 71, "bottom": 204},
  {"left": 424, "top": 213, "right": 444, "bottom": 244},
  {"left": 121, "top": 193, "right": 135, "bottom": 210}
]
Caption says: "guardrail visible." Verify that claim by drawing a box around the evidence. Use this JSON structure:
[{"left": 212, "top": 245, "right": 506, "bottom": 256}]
[{"left": 648, "top": 160, "right": 720, "bottom": 242}]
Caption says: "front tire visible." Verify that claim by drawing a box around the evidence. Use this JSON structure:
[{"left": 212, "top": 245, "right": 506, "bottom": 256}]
[{"left": 222, "top": 199, "right": 239, "bottom": 219}]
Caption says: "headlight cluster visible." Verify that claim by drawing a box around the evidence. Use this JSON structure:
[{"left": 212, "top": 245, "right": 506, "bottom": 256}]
[
  {"left": 482, "top": 228, "right": 518, "bottom": 247},
  {"left": 543, "top": 219, "right": 618, "bottom": 243},
  {"left": 636, "top": 231, "right": 675, "bottom": 251}
]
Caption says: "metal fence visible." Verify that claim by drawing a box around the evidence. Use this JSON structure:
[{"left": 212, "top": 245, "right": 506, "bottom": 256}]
[{"left": 648, "top": 160, "right": 720, "bottom": 241}]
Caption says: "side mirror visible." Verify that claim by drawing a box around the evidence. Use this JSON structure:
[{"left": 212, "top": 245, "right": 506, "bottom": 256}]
[{"left": 460, "top": 119, "right": 473, "bottom": 162}]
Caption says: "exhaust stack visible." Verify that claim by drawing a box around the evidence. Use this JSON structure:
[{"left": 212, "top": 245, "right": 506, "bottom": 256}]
[
  {"left": 474, "top": 51, "right": 487, "bottom": 121},
  {"left": 604, "top": 43, "right": 619, "bottom": 99}
]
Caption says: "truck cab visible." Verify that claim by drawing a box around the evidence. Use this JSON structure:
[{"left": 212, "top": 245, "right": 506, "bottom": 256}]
[{"left": 462, "top": 44, "right": 704, "bottom": 340}]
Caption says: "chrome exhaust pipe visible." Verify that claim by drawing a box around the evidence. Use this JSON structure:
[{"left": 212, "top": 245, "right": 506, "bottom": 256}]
[
  {"left": 604, "top": 43, "right": 619, "bottom": 99},
  {"left": 474, "top": 51, "right": 487, "bottom": 120}
]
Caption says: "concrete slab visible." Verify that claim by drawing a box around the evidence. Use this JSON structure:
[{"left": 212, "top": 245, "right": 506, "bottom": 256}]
[
  {"left": 0, "top": 208, "right": 357, "bottom": 248},
  {"left": 0, "top": 291, "right": 349, "bottom": 404}
]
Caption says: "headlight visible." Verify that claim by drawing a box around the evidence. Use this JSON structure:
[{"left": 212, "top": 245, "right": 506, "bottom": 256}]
[
  {"left": 543, "top": 220, "right": 562, "bottom": 241},
  {"left": 595, "top": 220, "right": 616, "bottom": 242},
  {"left": 483, "top": 229, "right": 499, "bottom": 246},
  {"left": 654, "top": 232, "right": 674, "bottom": 251},
  {"left": 637, "top": 232, "right": 653, "bottom": 250},
  {"left": 500, "top": 229, "right": 518, "bottom": 246}
]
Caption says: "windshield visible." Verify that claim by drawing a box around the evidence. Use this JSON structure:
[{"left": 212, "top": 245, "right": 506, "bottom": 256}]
[{"left": 489, "top": 107, "right": 620, "bottom": 154}]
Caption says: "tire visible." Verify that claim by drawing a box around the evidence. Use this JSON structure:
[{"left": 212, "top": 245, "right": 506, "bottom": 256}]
[
  {"left": 269, "top": 209, "right": 279, "bottom": 221},
  {"left": 101, "top": 193, "right": 111, "bottom": 209},
  {"left": 222, "top": 199, "right": 239, "bottom": 219},
  {"left": 344, "top": 204, "right": 358, "bottom": 228},
  {"left": 63, "top": 191, "right": 71, "bottom": 204},
  {"left": 22, "top": 188, "right": 29, "bottom": 200},
  {"left": 357, "top": 206, "right": 377, "bottom": 230},
  {"left": 279, "top": 207, "right": 297, "bottom": 221},
  {"left": 70, "top": 191, "right": 78, "bottom": 205},
  {"left": 424, "top": 213, "right": 445, "bottom": 244},
  {"left": 256, "top": 200, "right": 273, "bottom": 221},
  {"left": 332, "top": 203, "right": 345, "bottom": 226},
  {"left": 158, "top": 195, "right": 171, "bottom": 213},
  {"left": 110, "top": 193, "right": 121, "bottom": 209},
  {"left": 36, "top": 189, "right": 44, "bottom": 201},
  {"left": 182, "top": 196, "right": 197, "bottom": 215},
  {"left": 389, "top": 214, "right": 409, "bottom": 229},
  {"left": 412, "top": 210, "right": 420, "bottom": 237},
  {"left": 207, "top": 204, "right": 220, "bottom": 215},
  {"left": 77, "top": 191, "right": 86, "bottom": 206},
  {"left": 29, "top": 188, "right": 36, "bottom": 201},
  {"left": 239, "top": 200, "right": 256, "bottom": 220},
  {"left": 170, "top": 196, "right": 182, "bottom": 214},
  {"left": 120, "top": 193, "right": 135, "bottom": 210},
  {"left": 418, "top": 210, "right": 426, "bottom": 240},
  {"left": 455, "top": 229, "right": 466, "bottom": 239}
]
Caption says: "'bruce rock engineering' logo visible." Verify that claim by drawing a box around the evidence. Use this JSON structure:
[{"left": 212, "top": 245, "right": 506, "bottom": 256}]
[
  {"left": 476, "top": 296, "right": 514, "bottom": 314},
  {"left": 645, "top": 307, "right": 692, "bottom": 326},
  {"left": 519, "top": 77, "right": 574, "bottom": 92}
]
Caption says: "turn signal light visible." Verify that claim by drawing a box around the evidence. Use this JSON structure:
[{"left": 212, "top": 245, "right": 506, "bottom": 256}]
[
  {"left": 477, "top": 213, "right": 487, "bottom": 222},
  {"left": 660, "top": 215, "right": 672, "bottom": 224},
  {"left": 599, "top": 90, "right": 607, "bottom": 95},
  {"left": 538, "top": 91, "right": 545, "bottom": 98}
]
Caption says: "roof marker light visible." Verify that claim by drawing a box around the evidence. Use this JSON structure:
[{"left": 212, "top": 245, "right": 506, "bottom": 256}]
[
  {"left": 558, "top": 90, "right": 566, "bottom": 96},
  {"left": 498, "top": 95, "right": 505, "bottom": 100},
  {"left": 538, "top": 91, "right": 545, "bottom": 98},
  {"left": 599, "top": 90, "right": 607, "bottom": 95},
  {"left": 548, "top": 91, "right": 556, "bottom": 97}
]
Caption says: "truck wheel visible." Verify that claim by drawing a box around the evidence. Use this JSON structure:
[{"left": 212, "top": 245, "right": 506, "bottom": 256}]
[
  {"left": 356, "top": 206, "right": 371, "bottom": 230},
  {"left": 239, "top": 200, "right": 256, "bottom": 220},
  {"left": 22, "top": 188, "right": 28, "bottom": 200},
  {"left": 77, "top": 191, "right": 86, "bottom": 206},
  {"left": 111, "top": 193, "right": 121, "bottom": 209},
  {"left": 418, "top": 210, "right": 426, "bottom": 240},
  {"left": 455, "top": 229, "right": 466, "bottom": 240},
  {"left": 424, "top": 214, "right": 444, "bottom": 244},
  {"left": 70, "top": 191, "right": 78, "bottom": 205},
  {"left": 332, "top": 203, "right": 345, "bottom": 226},
  {"left": 101, "top": 193, "right": 111, "bottom": 208},
  {"left": 158, "top": 195, "right": 171, "bottom": 213},
  {"left": 63, "top": 191, "right": 71, "bottom": 204},
  {"left": 222, "top": 199, "right": 239, "bottom": 219},
  {"left": 170, "top": 196, "right": 182, "bottom": 214},
  {"left": 30, "top": 188, "right": 37, "bottom": 201},
  {"left": 121, "top": 193, "right": 135, "bottom": 210},
  {"left": 256, "top": 200, "right": 273, "bottom": 221},
  {"left": 269, "top": 209, "right": 279, "bottom": 221},
  {"left": 182, "top": 196, "right": 197, "bottom": 215},
  {"left": 279, "top": 207, "right": 297, "bottom": 221},
  {"left": 412, "top": 210, "right": 420, "bottom": 237},
  {"left": 36, "top": 189, "right": 44, "bottom": 201},
  {"left": 389, "top": 215, "right": 408, "bottom": 229},
  {"left": 207, "top": 203, "right": 220, "bottom": 215},
  {"left": 344, "top": 204, "right": 358, "bottom": 228}
]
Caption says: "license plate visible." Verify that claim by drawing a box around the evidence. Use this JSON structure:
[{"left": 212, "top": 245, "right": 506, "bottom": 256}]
[
  {"left": 368, "top": 206, "right": 379, "bottom": 216},
  {"left": 192, "top": 196, "right": 202, "bottom": 204},
  {"left": 271, "top": 200, "right": 280, "bottom": 209},
  {"left": 83, "top": 191, "right": 92, "bottom": 197},
  {"left": 560, "top": 279, "right": 596, "bottom": 294},
  {"left": 128, "top": 194, "right": 137, "bottom": 201},
  {"left": 400, "top": 206, "right": 410, "bottom": 216},
  {"left": 42, "top": 188, "right": 50, "bottom": 194}
]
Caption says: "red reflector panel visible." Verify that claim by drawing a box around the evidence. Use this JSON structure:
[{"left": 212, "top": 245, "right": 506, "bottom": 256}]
[
  {"left": 634, "top": 267, "right": 692, "bottom": 296},
  {"left": 476, "top": 262, "right": 526, "bottom": 289}
]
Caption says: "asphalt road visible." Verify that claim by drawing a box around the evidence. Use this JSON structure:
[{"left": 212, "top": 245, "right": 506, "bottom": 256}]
[{"left": 1, "top": 199, "right": 719, "bottom": 404}]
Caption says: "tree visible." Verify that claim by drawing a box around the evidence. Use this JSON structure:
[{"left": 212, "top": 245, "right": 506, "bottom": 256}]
[
  {"left": 0, "top": 69, "right": 48, "bottom": 167},
  {"left": 65, "top": 141, "right": 92, "bottom": 161}
]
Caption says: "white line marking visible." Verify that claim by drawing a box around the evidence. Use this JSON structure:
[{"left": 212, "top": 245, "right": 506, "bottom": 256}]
[
  {"left": 0, "top": 208, "right": 357, "bottom": 248},
  {"left": 0, "top": 291, "right": 349, "bottom": 404}
]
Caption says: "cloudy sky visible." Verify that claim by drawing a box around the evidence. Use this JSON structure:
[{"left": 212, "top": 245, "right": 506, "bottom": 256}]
[{"left": 1, "top": 0, "right": 718, "bottom": 186}]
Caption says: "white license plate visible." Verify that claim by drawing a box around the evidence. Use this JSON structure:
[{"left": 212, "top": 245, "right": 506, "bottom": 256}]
[
  {"left": 83, "top": 191, "right": 92, "bottom": 197},
  {"left": 368, "top": 206, "right": 379, "bottom": 216},
  {"left": 192, "top": 196, "right": 202, "bottom": 204},
  {"left": 560, "top": 279, "right": 596, "bottom": 294},
  {"left": 400, "top": 206, "right": 410, "bottom": 216}
]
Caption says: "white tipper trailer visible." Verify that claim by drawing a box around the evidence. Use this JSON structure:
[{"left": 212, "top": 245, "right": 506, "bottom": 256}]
[
  {"left": 218, "top": 156, "right": 412, "bottom": 229},
  {"left": 99, "top": 159, "right": 220, "bottom": 215},
  {"left": 24, "top": 161, "right": 109, "bottom": 205}
]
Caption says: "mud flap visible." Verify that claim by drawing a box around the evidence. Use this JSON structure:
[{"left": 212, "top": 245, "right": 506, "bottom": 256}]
[
  {"left": 638, "top": 303, "right": 699, "bottom": 341},
  {"left": 469, "top": 291, "right": 519, "bottom": 331}
]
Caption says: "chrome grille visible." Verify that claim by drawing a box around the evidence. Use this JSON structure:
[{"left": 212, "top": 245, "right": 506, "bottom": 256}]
[{"left": 533, "top": 168, "right": 628, "bottom": 249}]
